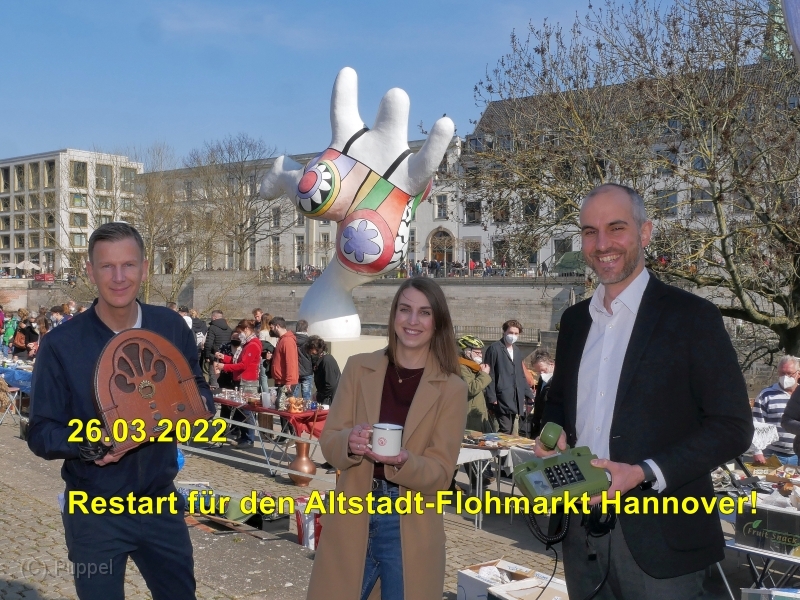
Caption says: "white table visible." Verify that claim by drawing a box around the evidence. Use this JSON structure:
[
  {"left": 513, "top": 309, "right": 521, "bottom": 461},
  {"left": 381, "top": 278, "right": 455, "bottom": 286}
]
[{"left": 457, "top": 446, "right": 509, "bottom": 529}]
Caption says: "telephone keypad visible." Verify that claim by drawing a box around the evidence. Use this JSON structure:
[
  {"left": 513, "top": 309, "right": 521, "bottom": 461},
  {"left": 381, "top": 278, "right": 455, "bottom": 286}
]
[{"left": 544, "top": 461, "right": 586, "bottom": 489}]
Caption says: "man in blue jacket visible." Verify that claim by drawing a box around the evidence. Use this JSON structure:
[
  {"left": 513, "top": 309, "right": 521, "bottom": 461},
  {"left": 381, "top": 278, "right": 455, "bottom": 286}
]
[{"left": 28, "top": 222, "right": 214, "bottom": 600}]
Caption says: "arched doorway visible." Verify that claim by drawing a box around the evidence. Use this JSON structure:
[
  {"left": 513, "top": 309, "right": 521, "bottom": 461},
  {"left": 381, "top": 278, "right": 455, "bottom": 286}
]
[{"left": 429, "top": 230, "right": 454, "bottom": 266}]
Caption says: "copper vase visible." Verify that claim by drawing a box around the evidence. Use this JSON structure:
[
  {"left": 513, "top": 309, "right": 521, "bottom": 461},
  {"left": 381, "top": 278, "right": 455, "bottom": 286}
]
[{"left": 288, "top": 441, "right": 316, "bottom": 486}]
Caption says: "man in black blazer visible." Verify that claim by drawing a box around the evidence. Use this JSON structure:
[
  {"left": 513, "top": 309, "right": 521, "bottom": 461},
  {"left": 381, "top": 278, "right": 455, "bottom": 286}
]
[
  {"left": 484, "top": 319, "right": 535, "bottom": 434},
  {"left": 539, "top": 183, "right": 752, "bottom": 599}
]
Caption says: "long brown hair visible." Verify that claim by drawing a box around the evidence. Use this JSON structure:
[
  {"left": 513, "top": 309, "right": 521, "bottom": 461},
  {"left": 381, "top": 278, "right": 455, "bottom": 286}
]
[{"left": 386, "top": 278, "right": 459, "bottom": 376}]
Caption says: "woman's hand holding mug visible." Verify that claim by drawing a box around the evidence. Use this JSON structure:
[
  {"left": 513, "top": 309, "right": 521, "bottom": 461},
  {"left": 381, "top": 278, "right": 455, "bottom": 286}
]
[{"left": 349, "top": 423, "right": 373, "bottom": 456}]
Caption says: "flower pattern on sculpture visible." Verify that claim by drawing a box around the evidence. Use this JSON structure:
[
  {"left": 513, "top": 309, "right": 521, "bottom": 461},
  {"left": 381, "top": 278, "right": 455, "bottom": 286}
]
[{"left": 342, "top": 220, "right": 380, "bottom": 263}]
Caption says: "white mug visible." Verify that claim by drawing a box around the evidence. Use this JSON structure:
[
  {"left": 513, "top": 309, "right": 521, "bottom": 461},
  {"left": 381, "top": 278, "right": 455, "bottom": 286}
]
[{"left": 370, "top": 423, "right": 403, "bottom": 457}]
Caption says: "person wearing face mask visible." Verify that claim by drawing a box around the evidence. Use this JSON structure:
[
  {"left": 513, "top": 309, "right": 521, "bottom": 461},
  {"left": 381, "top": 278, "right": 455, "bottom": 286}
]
[
  {"left": 457, "top": 335, "right": 493, "bottom": 433},
  {"left": 762, "top": 356, "right": 800, "bottom": 465},
  {"left": 527, "top": 349, "right": 555, "bottom": 438},
  {"left": 483, "top": 319, "right": 534, "bottom": 435}
]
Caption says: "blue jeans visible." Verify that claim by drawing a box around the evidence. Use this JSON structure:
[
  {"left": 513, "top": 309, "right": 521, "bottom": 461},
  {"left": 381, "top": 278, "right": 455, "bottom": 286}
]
[
  {"left": 360, "top": 485, "right": 404, "bottom": 600},
  {"left": 297, "top": 375, "right": 313, "bottom": 401},
  {"left": 764, "top": 450, "right": 799, "bottom": 465}
]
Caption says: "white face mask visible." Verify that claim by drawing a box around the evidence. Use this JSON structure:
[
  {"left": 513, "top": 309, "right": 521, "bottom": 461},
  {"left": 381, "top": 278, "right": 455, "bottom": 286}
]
[
  {"left": 470, "top": 352, "right": 482, "bottom": 364},
  {"left": 540, "top": 372, "right": 553, "bottom": 383},
  {"left": 504, "top": 334, "right": 518, "bottom": 345},
  {"left": 779, "top": 376, "right": 797, "bottom": 390}
]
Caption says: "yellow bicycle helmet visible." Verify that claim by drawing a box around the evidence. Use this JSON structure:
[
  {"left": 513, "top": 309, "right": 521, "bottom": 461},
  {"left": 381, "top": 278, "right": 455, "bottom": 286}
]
[{"left": 457, "top": 335, "right": 484, "bottom": 350}]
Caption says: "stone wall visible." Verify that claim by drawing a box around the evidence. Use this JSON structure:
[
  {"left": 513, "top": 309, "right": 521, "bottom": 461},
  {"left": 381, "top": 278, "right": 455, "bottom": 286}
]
[{"left": 1, "top": 273, "right": 581, "bottom": 340}]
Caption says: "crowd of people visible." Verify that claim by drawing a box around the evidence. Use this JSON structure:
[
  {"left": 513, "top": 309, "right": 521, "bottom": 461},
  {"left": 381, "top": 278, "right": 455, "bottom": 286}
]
[
  {"left": 0, "top": 301, "right": 85, "bottom": 360},
  {"left": 158, "top": 304, "right": 343, "bottom": 447}
]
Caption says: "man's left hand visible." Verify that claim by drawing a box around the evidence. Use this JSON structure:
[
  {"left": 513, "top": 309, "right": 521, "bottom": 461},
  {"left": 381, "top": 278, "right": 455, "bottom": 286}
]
[{"left": 587, "top": 459, "right": 646, "bottom": 506}]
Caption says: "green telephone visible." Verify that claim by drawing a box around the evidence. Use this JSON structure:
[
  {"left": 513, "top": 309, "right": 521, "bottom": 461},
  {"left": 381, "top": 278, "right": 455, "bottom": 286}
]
[{"left": 513, "top": 423, "right": 610, "bottom": 501}]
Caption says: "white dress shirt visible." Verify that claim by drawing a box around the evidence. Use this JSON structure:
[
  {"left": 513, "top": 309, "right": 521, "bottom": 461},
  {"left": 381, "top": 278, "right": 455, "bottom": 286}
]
[{"left": 576, "top": 268, "right": 666, "bottom": 491}]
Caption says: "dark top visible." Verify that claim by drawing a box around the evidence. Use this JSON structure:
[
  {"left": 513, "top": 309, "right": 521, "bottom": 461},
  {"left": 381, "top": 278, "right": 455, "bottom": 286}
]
[
  {"left": 779, "top": 387, "right": 800, "bottom": 456},
  {"left": 27, "top": 300, "right": 215, "bottom": 500},
  {"left": 15, "top": 320, "right": 39, "bottom": 355},
  {"left": 373, "top": 363, "right": 423, "bottom": 481},
  {"left": 296, "top": 332, "right": 313, "bottom": 378},
  {"left": 543, "top": 273, "right": 752, "bottom": 578},
  {"left": 203, "top": 318, "right": 231, "bottom": 360},
  {"left": 313, "top": 354, "right": 341, "bottom": 403},
  {"left": 483, "top": 340, "right": 534, "bottom": 416}
]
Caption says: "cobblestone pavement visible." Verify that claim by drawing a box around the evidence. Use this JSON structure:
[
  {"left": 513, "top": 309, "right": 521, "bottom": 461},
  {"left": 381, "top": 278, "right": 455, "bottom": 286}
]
[{"left": 0, "top": 417, "right": 762, "bottom": 599}]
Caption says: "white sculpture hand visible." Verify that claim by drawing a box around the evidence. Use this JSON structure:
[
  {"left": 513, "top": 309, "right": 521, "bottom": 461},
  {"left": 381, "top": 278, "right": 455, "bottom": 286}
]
[{"left": 260, "top": 67, "right": 454, "bottom": 339}]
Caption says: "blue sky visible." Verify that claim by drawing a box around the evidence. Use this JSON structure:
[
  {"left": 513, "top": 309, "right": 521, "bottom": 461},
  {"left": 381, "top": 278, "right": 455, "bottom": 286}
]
[{"left": 2, "top": 0, "right": 595, "bottom": 163}]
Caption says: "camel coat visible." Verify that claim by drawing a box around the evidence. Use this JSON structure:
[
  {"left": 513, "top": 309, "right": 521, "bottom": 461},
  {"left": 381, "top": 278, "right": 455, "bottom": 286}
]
[{"left": 306, "top": 349, "right": 468, "bottom": 600}]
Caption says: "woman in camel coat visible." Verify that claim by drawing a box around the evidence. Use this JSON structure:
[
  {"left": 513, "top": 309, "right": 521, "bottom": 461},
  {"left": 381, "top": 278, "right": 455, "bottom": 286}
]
[{"left": 307, "top": 278, "right": 468, "bottom": 600}]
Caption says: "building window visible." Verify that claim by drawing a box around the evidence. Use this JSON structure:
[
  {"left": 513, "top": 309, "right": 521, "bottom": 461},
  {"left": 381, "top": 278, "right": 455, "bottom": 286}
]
[
  {"left": 321, "top": 219, "right": 330, "bottom": 226},
  {"left": 96, "top": 164, "right": 113, "bottom": 191},
  {"left": 249, "top": 237, "right": 256, "bottom": 270},
  {"left": 14, "top": 165, "right": 25, "bottom": 191},
  {"left": 655, "top": 150, "right": 677, "bottom": 175},
  {"left": 691, "top": 155, "right": 708, "bottom": 172},
  {"left": 272, "top": 207, "right": 281, "bottom": 228},
  {"left": 15, "top": 234, "right": 25, "bottom": 249},
  {"left": 408, "top": 228, "right": 417, "bottom": 260},
  {"left": 690, "top": 188, "right": 713, "bottom": 215},
  {"left": 0, "top": 253, "right": 9, "bottom": 264},
  {"left": 96, "top": 195, "right": 111, "bottom": 210},
  {"left": 120, "top": 198, "right": 133, "bottom": 211},
  {"left": 271, "top": 235, "right": 281, "bottom": 266},
  {"left": 14, "top": 197, "right": 25, "bottom": 211},
  {"left": 492, "top": 201, "right": 509, "bottom": 223},
  {"left": 45, "top": 213, "right": 55, "bottom": 228},
  {"left": 435, "top": 195, "right": 448, "bottom": 219},
  {"left": 465, "top": 201, "right": 481, "bottom": 225},
  {"left": 99, "top": 215, "right": 112, "bottom": 225},
  {"left": 655, "top": 189, "right": 678, "bottom": 216},
  {"left": 248, "top": 175, "right": 257, "bottom": 196},
  {"left": 72, "top": 193, "right": 87, "bottom": 207},
  {"left": 44, "top": 161, "right": 56, "bottom": 188},
  {"left": 0, "top": 217, "right": 9, "bottom": 231},
  {"left": 205, "top": 252, "right": 213, "bottom": 270},
  {"left": 554, "top": 238, "right": 573, "bottom": 263},
  {"left": 295, "top": 235, "right": 305, "bottom": 267},
  {"left": 297, "top": 211, "right": 305, "bottom": 227},
  {"left": 28, "top": 194, "right": 40, "bottom": 210},
  {"left": 43, "top": 251, "right": 54, "bottom": 270},
  {"left": 29, "top": 214, "right": 40, "bottom": 229},
  {"left": 43, "top": 192, "right": 55, "bottom": 208},
  {"left": 70, "top": 213, "right": 88, "bottom": 227},
  {"left": 29, "top": 163, "right": 40, "bottom": 189},
  {"left": 70, "top": 161, "right": 88, "bottom": 188},
  {"left": 29, "top": 233, "right": 39, "bottom": 248},
  {"left": 14, "top": 215, "right": 25, "bottom": 230},
  {"left": 44, "top": 233, "right": 56, "bottom": 248},
  {"left": 184, "top": 181, "right": 193, "bottom": 199},
  {"left": 0, "top": 198, "right": 8, "bottom": 212},
  {"left": 0, "top": 236, "right": 8, "bottom": 249},
  {"left": 15, "top": 253, "right": 24, "bottom": 266},
  {"left": 321, "top": 232, "right": 330, "bottom": 245},
  {"left": 225, "top": 240, "right": 235, "bottom": 269},
  {"left": 121, "top": 168, "right": 136, "bottom": 192},
  {"left": 72, "top": 233, "right": 87, "bottom": 247},
  {"left": 0, "top": 167, "right": 9, "bottom": 193}
]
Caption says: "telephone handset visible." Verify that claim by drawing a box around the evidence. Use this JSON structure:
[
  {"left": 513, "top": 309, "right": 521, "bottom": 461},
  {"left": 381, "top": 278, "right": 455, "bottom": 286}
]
[{"left": 513, "top": 422, "right": 610, "bottom": 501}]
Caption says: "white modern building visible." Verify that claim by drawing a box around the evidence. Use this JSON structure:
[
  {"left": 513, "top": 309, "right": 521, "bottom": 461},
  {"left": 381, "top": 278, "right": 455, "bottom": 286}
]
[{"left": 0, "top": 149, "right": 142, "bottom": 274}]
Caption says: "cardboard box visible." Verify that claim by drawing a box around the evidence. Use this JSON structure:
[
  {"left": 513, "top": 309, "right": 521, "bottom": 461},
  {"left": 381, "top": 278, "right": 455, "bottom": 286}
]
[
  {"left": 488, "top": 572, "right": 569, "bottom": 600},
  {"left": 457, "top": 560, "right": 533, "bottom": 600},
  {"left": 735, "top": 503, "right": 800, "bottom": 556},
  {"left": 745, "top": 456, "right": 783, "bottom": 476},
  {"left": 741, "top": 589, "right": 800, "bottom": 599}
]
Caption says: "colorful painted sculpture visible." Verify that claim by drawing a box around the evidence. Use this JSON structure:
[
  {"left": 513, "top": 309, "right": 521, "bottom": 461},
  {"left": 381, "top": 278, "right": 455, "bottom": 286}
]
[{"left": 261, "top": 67, "right": 454, "bottom": 339}]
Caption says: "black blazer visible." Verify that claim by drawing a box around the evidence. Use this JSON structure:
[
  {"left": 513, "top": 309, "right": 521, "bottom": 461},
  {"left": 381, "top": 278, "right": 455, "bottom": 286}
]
[
  {"left": 484, "top": 340, "right": 534, "bottom": 416},
  {"left": 544, "top": 273, "right": 752, "bottom": 578}
]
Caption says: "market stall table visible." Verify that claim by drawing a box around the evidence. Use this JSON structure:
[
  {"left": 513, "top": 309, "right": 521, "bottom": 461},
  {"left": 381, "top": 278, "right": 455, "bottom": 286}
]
[
  {"left": 457, "top": 446, "right": 509, "bottom": 530},
  {"left": 0, "top": 365, "right": 32, "bottom": 395},
  {"left": 213, "top": 396, "right": 328, "bottom": 473}
]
